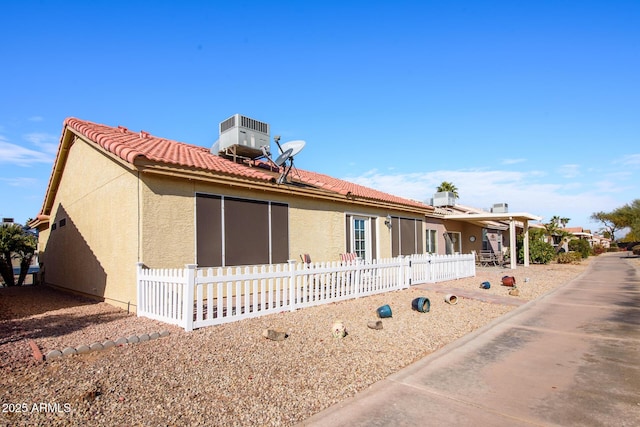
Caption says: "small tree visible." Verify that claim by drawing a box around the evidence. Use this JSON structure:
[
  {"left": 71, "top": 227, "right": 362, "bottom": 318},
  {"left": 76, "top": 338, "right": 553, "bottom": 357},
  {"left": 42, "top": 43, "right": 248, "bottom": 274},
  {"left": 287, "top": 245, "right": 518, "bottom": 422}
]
[
  {"left": 0, "top": 223, "right": 37, "bottom": 287},
  {"left": 590, "top": 211, "right": 623, "bottom": 241}
]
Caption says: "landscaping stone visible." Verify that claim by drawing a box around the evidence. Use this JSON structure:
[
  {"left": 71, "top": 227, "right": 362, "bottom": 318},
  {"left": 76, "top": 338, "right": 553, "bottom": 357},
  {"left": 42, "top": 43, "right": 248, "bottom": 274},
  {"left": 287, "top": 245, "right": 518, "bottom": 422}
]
[
  {"left": 62, "top": 347, "right": 77, "bottom": 356},
  {"left": 90, "top": 342, "right": 104, "bottom": 351},
  {"left": 45, "top": 349, "right": 63, "bottom": 360},
  {"left": 115, "top": 337, "right": 128, "bottom": 346},
  {"left": 139, "top": 333, "right": 150, "bottom": 342},
  {"left": 367, "top": 320, "right": 383, "bottom": 330},
  {"left": 127, "top": 335, "right": 140, "bottom": 344},
  {"left": 159, "top": 330, "right": 170, "bottom": 337},
  {"left": 262, "top": 329, "right": 287, "bottom": 341},
  {"left": 149, "top": 332, "right": 160, "bottom": 340},
  {"left": 76, "top": 345, "right": 91, "bottom": 354},
  {"left": 103, "top": 340, "right": 115, "bottom": 349}
]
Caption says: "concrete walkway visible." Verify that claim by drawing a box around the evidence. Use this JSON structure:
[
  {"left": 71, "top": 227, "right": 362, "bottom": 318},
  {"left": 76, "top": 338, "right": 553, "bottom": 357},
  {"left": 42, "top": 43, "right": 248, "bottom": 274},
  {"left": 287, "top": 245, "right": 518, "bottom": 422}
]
[{"left": 300, "top": 254, "right": 640, "bottom": 426}]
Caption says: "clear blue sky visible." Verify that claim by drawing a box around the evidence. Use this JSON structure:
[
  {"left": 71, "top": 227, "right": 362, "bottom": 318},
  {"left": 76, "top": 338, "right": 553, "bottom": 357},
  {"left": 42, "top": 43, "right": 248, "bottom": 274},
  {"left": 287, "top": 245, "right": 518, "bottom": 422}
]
[{"left": 2, "top": 1, "right": 638, "bottom": 233}]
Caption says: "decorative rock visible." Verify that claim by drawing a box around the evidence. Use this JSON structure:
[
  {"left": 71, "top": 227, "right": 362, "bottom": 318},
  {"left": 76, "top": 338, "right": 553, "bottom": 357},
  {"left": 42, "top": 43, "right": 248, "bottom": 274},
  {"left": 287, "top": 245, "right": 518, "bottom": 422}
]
[
  {"left": 367, "top": 320, "right": 383, "bottom": 330},
  {"left": 45, "top": 349, "right": 63, "bottom": 360},
  {"left": 115, "top": 337, "right": 128, "bottom": 346},
  {"left": 159, "top": 331, "right": 171, "bottom": 338},
  {"left": 139, "top": 334, "right": 150, "bottom": 342},
  {"left": 62, "top": 347, "right": 77, "bottom": 356},
  {"left": 127, "top": 335, "right": 140, "bottom": 344},
  {"left": 331, "top": 320, "right": 347, "bottom": 338},
  {"left": 262, "top": 329, "right": 287, "bottom": 341},
  {"left": 149, "top": 332, "right": 160, "bottom": 340},
  {"left": 90, "top": 342, "right": 104, "bottom": 351},
  {"left": 76, "top": 345, "right": 91, "bottom": 354},
  {"left": 102, "top": 340, "right": 115, "bottom": 349}
]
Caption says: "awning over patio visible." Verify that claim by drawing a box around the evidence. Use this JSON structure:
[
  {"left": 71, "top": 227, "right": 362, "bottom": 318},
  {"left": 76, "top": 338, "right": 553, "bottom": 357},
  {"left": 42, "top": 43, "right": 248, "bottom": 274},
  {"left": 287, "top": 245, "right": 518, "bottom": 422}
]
[{"left": 442, "top": 212, "right": 542, "bottom": 269}]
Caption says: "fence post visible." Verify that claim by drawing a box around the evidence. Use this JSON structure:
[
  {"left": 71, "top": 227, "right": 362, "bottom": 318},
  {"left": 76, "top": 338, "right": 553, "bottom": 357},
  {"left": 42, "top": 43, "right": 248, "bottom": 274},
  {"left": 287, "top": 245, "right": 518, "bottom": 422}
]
[
  {"left": 405, "top": 256, "right": 412, "bottom": 289},
  {"left": 396, "top": 256, "right": 403, "bottom": 290},
  {"left": 288, "top": 260, "right": 297, "bottom": 312},
  {"left": 184, "top": 264, "right": 196, "bottom": 332},
  {"left": 136, "top": 262, "right": 144, "bottom": 315}
]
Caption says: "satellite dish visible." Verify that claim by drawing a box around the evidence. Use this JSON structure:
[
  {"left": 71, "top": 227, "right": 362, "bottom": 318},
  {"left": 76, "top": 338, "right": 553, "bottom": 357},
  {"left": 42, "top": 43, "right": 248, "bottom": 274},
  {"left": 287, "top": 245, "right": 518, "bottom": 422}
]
[
  {"left": 279, "top": 140, "right": 306, "bottom": 157},
  {"left": 274, "top": 148, "right": 293, "bottom": 167}
]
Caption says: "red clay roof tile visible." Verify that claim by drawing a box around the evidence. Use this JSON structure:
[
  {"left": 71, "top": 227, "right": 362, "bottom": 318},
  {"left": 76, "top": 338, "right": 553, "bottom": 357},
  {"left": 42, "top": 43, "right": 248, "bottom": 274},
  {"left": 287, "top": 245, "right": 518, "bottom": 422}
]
[{"left": 64, "top": 118, "right": 430, "bottom": 211}]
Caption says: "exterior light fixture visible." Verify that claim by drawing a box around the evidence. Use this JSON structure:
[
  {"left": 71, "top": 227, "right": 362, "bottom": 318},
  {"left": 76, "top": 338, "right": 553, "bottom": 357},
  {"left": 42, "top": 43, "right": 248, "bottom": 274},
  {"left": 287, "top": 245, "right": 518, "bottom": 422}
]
[{"left": 385, "top": 215, "right": 392, "bottom": 229}]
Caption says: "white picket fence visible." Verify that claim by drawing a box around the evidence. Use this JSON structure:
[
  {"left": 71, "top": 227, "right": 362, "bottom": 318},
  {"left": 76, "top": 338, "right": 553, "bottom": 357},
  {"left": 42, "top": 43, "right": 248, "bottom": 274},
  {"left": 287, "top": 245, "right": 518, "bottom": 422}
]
[{"left": 136, "top": 253, "right": 475, "bottom": 331}]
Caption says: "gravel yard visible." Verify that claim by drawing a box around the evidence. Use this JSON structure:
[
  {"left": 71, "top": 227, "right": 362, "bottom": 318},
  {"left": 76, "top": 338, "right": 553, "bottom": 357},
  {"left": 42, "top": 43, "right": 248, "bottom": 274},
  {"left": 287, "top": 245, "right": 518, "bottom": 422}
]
[{"left": 0, "top": 257, "right": 611, "bottom": 426}]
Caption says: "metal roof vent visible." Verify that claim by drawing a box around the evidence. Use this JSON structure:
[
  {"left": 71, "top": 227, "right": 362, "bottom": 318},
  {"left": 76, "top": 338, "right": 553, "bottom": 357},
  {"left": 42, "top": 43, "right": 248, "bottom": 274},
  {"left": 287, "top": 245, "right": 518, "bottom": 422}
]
[{"left": 211, "top": 114, "right": 270, "bottom": 160}]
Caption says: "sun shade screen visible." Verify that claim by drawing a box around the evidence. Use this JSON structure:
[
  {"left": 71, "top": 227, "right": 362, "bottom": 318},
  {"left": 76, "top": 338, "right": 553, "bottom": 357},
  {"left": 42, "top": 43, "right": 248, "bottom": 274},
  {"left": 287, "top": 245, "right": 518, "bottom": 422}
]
[
  {"left": 224, "top": 198, "right": 270, "bottom": 266},
  {"left": 196, "top": 194, "right": 222, "bottom": 267},
  {"left": 196, "top": 194, "right": 289, "bottom": 267},
  {"left": 270, "top": 202, "right": 289, "bottom": 264}
]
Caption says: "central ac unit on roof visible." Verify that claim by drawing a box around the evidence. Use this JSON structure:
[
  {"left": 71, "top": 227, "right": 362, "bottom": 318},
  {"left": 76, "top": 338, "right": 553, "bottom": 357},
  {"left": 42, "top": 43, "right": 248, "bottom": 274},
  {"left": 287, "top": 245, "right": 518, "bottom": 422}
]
[
  {"left": 213, "top": 114, "right": 270, "bottom": 159},
  {"left": 491, "top": 203, "right": 509, "bottom": 213},
  {"left": 432, "top": 191, "right": 456, "bottom": 207}
]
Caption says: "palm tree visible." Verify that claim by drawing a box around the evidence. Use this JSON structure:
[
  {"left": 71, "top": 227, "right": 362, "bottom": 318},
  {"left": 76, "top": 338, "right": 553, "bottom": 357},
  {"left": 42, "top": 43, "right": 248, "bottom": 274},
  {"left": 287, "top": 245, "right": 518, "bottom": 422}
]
[
  {"left": 436, "top": 181, "right": 459, "bottom": 199},
  {"left": 0, "top": 223, "right": 37, "bottom": 286}
]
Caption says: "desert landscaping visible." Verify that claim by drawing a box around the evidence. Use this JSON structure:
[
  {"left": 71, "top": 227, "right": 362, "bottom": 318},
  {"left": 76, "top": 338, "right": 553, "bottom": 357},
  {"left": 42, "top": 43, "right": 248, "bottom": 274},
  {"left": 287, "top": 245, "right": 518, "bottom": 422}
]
[{"left": 3, "top": 256, "right": 634, "bottom": 426}]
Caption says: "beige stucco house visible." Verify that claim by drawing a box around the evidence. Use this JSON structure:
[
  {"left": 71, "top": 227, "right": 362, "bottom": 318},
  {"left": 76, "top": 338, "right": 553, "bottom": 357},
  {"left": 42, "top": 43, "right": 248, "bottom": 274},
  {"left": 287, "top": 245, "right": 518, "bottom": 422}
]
[
  {"left": 30, "top": 117, "right": 441, "bottom": 310},
  {"left": 31, "top": 116, "right": 541, "bottom": 311}
]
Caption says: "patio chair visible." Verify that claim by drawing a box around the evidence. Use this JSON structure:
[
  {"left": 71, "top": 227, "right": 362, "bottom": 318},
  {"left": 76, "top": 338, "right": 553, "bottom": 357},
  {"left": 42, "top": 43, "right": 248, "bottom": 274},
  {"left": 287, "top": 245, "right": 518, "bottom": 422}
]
[
  {"left": 340, "top": 253, "right": 358, "bottom": 264},
  {"left": 300, "top": 254, "right": 312, "bottom": 265}
]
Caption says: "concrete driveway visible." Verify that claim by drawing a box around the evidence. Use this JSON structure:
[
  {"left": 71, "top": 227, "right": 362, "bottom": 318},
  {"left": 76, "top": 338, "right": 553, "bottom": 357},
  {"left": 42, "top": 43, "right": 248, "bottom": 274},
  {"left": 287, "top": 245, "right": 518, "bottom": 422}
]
[{"left": 300, "top": 254, "right": 640, "bottom": 426}]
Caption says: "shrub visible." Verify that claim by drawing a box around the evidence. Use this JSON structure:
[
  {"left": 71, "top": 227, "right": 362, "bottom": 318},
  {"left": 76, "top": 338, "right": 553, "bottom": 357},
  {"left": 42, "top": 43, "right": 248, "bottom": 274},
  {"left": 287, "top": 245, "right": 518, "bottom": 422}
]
[
  {"left": 519, "top": 239, "right": 555, "bottom": 264},
  {"left": 568, "top": 239, "right": 592, "bottom": 259},
  {"left": 633, "top": 245, "right": 640, "bottom": 256},
  {"left": 592, "top": 244, "right": 605, "bottom": 256},
  {"left": 556, "top": 251, "right": 582, "bottom": 264}
]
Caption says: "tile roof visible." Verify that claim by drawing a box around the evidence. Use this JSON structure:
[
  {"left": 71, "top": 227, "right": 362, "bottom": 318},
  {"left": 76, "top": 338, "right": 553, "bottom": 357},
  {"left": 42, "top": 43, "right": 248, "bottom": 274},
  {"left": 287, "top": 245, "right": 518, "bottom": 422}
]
[{"left": 64, "top": 118, "right": 430, "bottom": 211}]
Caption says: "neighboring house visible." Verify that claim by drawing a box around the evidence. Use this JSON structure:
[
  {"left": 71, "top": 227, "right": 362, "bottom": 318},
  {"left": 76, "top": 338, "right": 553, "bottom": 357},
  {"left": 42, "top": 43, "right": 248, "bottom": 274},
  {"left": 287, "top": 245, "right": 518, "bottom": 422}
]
[
  {"left": 563, "top": 227, "right": 611, "bottom": 249},
  {"left": 423, "top": 200, "right": 541, "bottom": 269},
  {"left": 30, "top": 116, "right": 541, "bottom": 310},
  {"left": 30, "top": 117, "right": 436, "bottom": 310}
]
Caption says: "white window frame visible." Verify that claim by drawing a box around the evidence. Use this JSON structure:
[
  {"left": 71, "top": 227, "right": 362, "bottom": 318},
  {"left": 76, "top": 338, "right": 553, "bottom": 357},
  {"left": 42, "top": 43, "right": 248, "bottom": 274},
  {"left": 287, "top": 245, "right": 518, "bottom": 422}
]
[
  {"left": 426, "top": 229, "right": 437, "bottom": 254},
  {"left": 351, "top": 216, "right": 371, "bottom": 262}
]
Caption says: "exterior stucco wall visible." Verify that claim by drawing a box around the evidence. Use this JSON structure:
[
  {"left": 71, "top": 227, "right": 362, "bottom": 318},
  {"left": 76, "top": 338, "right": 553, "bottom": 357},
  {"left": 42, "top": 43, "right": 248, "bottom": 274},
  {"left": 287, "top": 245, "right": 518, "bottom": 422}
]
[
  {"left": 139, "top": 177, "right": 409, "bottom": 266},
  {"left": 138, "top": 174, "right": 196, "bottom": 268},
  {"left": 41, "top": 137, "right": 139, "bottom": 310}
]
